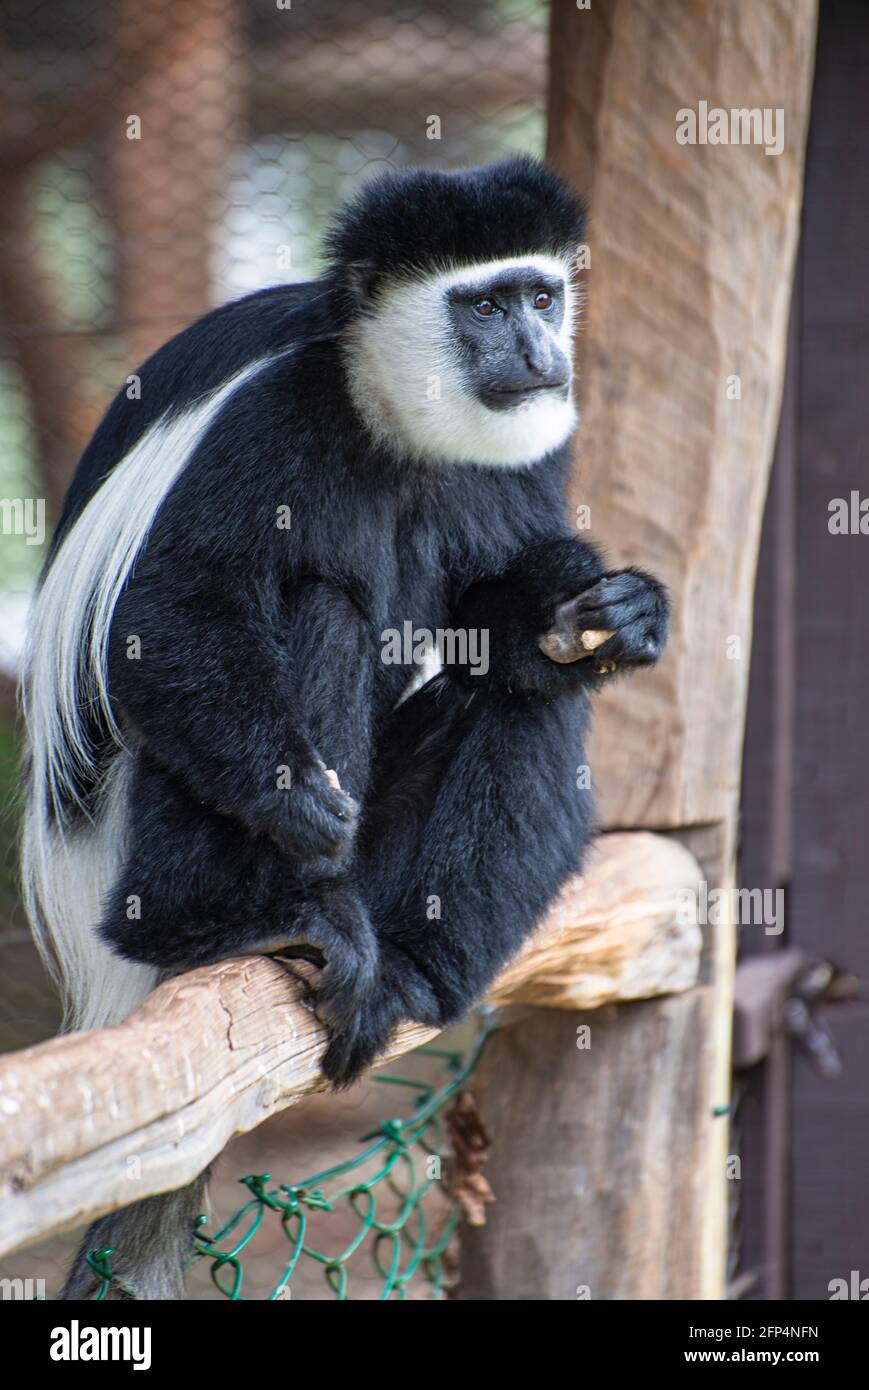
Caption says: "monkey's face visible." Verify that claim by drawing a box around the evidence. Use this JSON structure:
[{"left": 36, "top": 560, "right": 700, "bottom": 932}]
[
  {"left": 445, "top": 263, "right": 571, "bottom": 411},
  {"left": 343, "top": 253, "right": 578, "bottom": 468}
]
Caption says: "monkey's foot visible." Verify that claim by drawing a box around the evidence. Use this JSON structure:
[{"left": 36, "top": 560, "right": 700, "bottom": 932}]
[
  {"left": 263, "top": 884, "right": 379, "bottom": 1031},
  {"left": 101, "top": 883, "right": 378, "bottom": 1020},
  {"left": 320, "top": 945, "right": 441, "bottom": 1088}
]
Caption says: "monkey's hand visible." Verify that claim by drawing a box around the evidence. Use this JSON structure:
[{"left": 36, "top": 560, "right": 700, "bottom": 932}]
[
  {"left": 256, "top": 760, "right": 360, "bottom": 864},
  {"left": 451, "top": 541, "right": 667, "bottom": 695},
  {"left": 108, "top": 572, "right": 366, "bottom": 862},
  {"left": 542, "top": 567, "right": 669, "bottom": 678}
]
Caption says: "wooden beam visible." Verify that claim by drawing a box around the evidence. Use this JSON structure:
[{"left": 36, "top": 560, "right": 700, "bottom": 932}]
[
  {"left": 112, "top": 0, "right": 243, "bottom": 368},
  {"left": 0, "top": 831, "right": 701, "bottom": 1259},
  {"left": 251, "top": 22, "right": 545, "bottom": 134},
  {"left": 460, "top": 0, "right": 818, "bottom": 1304},
  {"left": 548, "top": 0, "right": 818, "bottom": 832}
]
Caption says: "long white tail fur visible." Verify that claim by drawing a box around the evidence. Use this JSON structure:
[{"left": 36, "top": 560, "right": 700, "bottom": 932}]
[{"left": 20, "top": 359, "right": 272, "bottom": 1032}]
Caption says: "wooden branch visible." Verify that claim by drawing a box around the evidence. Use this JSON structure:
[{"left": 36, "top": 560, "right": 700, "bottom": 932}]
[{"left": 0, "top": 831, "right": 701, "bottom": 1259}]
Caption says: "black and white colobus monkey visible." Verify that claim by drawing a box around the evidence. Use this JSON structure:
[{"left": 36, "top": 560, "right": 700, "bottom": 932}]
[{"left": 21, "top": 157, "right": 668, "bottom": 1297}]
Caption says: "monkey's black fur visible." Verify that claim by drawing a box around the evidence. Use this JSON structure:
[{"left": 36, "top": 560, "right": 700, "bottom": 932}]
[
  {"left": 324, "top": 155, "right": 588, "bottom": 281},
  {"left": 48, "top": 157, "right": 668, "bottom": 1086}
]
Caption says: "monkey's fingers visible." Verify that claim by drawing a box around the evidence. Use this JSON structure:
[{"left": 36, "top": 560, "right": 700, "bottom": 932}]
[{"left": 539, "top": 595, "right": 614, "bottom": 664}]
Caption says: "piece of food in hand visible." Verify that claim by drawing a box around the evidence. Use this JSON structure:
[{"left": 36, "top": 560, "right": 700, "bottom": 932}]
[
  {"left": 323, "top": 768, "right": 341, "bottom": 789},
  {"left": 578, "top": 628, "right": 612, "bottom": 653},
  {"left": 539, "top": 595, "right": 614, "bottom": 664}
]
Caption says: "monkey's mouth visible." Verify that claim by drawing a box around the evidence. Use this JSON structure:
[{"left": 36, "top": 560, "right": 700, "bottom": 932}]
[{"left": 480, "top": 382, "right": 570, "bottom": 409}]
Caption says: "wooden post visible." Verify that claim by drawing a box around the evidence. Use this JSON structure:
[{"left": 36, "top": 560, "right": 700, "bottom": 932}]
[
  {"left": 460, "top": 995, "right": 715, "bottom": 1300},
  {"left": 459, "top": 0, "right": 817, "bottom": 1300}
]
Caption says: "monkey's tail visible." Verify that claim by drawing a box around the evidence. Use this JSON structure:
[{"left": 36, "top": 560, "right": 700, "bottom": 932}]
[
  {"left": 20, "top": 746, "right": 160, "bottom": 1035},
  {"left": 60, "top": 1176, "right": 209, "bottom": 1301},
  {"left": 18, "top": 748, "right": 204, "bottom": 1300},
  {"left": 20, "top": 731, "right": 207, "bottom": 1299}
]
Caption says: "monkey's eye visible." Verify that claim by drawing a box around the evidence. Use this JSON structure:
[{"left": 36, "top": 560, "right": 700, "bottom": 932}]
[
  {"left": 533, "top": 289, "right": 553, "bottom": 311},
  {"left": 472, "top": 298, "right": 499, "bottom": 318}
]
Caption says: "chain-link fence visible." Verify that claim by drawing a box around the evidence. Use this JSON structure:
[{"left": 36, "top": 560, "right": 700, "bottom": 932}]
[{"left": 0, "top": 0, "right": 549, "bottom": 1050}]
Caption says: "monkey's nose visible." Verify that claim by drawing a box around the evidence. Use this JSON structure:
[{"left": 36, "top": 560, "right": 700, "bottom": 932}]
[
  {"left": 522, "top": 343, "right": 551, "bottom": 377},
  {"left": 520, "top": 339, "right": 568, "bottom": 389}
]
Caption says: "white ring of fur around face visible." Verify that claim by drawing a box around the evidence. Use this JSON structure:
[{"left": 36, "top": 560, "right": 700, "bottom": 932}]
[{"left": 344, "top": 254, "right": 579, "bottom": 467}]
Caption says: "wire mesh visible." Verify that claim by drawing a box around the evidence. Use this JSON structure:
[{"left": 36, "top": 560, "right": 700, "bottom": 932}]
[{"left": 86, "top": 1026, "right": 492, "bottom": 1301}]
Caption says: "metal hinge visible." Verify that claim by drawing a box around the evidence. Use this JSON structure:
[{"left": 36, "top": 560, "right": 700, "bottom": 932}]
[{"left": 733, "top": 948, "right": 859, "bottom": 1074}]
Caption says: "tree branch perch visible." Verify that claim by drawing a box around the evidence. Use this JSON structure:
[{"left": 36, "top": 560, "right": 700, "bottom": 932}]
[{"left": 0, "top": 830, "right": 702, "bottom": 1258}]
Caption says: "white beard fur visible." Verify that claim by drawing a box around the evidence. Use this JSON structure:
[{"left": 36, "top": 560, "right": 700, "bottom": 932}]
[{"left": 343, "top": 254, "right": 579, "bottom": 468}]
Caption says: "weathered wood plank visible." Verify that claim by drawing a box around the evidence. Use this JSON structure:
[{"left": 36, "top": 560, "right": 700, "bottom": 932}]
[{"left": 0, "top": 831, "right": 702, "bottom": 1258}]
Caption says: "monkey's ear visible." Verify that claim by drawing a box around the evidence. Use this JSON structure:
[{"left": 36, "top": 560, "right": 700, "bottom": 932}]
[{"left": 345, "top": 260, "right": 381, "bottom": 306}]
